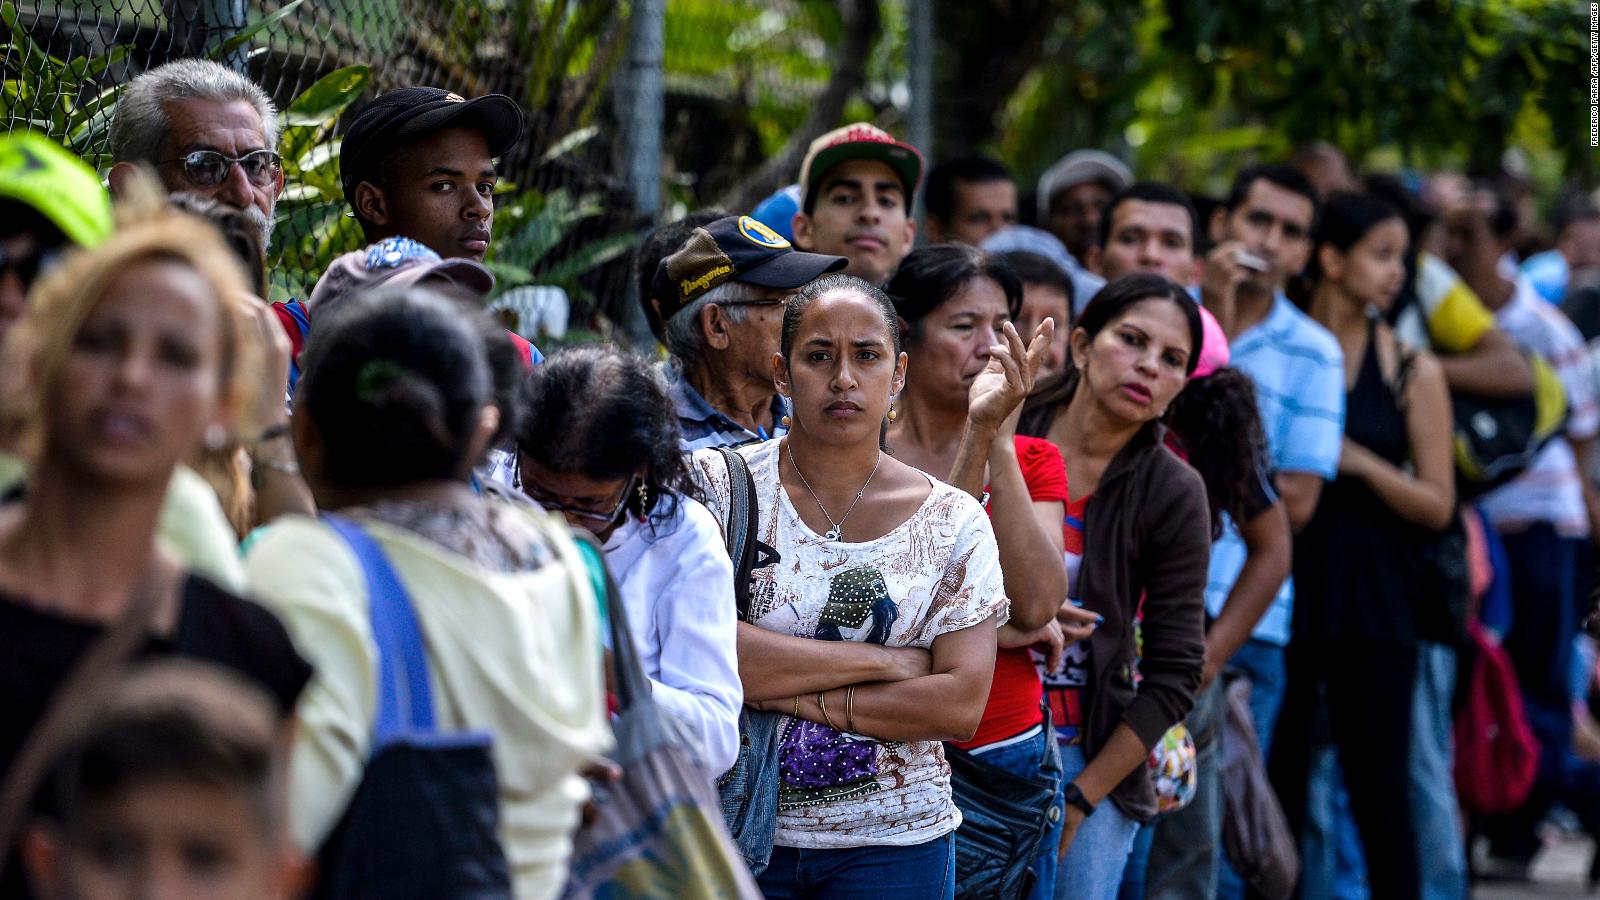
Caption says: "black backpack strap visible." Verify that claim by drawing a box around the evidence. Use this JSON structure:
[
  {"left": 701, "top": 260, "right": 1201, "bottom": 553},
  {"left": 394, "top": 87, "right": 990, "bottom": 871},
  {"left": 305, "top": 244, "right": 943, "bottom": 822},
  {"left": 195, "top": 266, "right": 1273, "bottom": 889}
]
[{"left": 715, "top": 446, "right": 758, "bottom": 623}]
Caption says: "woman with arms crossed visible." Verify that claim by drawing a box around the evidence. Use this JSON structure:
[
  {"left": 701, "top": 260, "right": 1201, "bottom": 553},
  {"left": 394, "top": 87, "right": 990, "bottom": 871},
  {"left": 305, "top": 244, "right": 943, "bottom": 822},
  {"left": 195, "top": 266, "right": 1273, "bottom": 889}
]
[{"left": 692, "top": 273, "right": 1009, "bottom": 899}]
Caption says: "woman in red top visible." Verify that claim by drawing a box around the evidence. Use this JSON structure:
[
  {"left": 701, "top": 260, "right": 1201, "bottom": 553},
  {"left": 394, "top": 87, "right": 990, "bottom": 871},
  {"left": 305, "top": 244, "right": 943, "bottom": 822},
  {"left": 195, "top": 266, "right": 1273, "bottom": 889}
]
[{"left": 885, "top": 244, "right": 1097, "bottom": 900}]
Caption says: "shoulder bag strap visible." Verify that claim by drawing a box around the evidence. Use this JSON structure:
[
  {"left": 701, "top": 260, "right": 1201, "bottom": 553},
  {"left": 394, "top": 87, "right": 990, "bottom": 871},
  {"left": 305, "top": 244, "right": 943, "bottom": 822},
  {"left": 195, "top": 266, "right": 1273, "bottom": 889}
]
[
  {"left": 571, "top": 532, "right": 651, "bottom": 712},
  {"left": 714, "top": 447, "right": 757, "bottom": 623},
  {"left": 0, "top": 558, "right": 176, "bottom": 870},
  {"left": 322, "top": 513, "right": 435, "bottom": 743}
]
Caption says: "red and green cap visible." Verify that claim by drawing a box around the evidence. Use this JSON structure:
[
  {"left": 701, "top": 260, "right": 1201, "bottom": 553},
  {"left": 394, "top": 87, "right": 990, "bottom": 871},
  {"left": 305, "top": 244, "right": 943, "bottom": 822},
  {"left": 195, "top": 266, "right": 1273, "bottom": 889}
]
[{"left": 797, "top": 123, "right": 924, "bottom": 214}]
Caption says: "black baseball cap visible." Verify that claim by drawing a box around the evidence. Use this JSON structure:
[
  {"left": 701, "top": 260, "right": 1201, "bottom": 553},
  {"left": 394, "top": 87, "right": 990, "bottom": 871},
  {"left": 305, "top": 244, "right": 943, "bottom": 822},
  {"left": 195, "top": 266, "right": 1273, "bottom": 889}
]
[
  {"left": 340, "top": 86, "right": 524, "bottom": 211},
  {"left": 651, "top": 215, "right": 848, "bottom": 321}
]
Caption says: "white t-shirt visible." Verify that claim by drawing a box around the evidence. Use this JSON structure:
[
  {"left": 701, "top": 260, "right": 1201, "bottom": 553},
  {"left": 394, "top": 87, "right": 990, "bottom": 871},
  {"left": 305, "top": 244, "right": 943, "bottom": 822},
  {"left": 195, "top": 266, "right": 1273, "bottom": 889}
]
[
  {"left": 1480, "top": 276, "right": 1600, "bottom": 537},
  {"left": 692, "top": 439, "right": 1008, "bottom": 849},
  {"left": 600, "top": 494, "right": 744, "bottom": 776}
]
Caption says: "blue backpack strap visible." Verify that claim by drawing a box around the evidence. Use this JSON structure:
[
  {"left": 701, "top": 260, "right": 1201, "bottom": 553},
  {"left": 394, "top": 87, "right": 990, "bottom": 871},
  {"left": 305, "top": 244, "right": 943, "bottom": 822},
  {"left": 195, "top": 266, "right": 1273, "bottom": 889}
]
[{"left": 322, "top": 513, "right": 435, "bottom": 743}]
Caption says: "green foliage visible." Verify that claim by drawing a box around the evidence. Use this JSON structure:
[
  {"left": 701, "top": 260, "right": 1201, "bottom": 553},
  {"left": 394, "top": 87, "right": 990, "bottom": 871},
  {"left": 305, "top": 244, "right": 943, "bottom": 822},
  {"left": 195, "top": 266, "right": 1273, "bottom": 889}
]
[
  {"left": 663, "top": 0, "right": 1595, "bottom": 208},
  {"left": 0, "top": 1, "right": 127, "bottom": 168},
  {"left": 664, "top": 0, "right": 838, "bottom": 158},
  {"left": 1148, "top": 0, "right": 1593, "bottom": 181},
  {"left": 268, "top": 64, "right": 370, "bottom": 301},
  {"left": 209, "top": 0, "right": 306, "bottom": 61},
  {"left": 991, "top": 0, "right": 1597, "bottom": 195},
  {"left": 483, "top": 129, "right": 640, "bottom": 311}
]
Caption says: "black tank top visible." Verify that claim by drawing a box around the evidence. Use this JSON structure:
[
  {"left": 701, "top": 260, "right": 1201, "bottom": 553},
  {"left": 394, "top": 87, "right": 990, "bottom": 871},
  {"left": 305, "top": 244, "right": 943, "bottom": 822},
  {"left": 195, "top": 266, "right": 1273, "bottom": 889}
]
[{"left": 1293, "top": 319, "right": 1424, "bottom": 647}]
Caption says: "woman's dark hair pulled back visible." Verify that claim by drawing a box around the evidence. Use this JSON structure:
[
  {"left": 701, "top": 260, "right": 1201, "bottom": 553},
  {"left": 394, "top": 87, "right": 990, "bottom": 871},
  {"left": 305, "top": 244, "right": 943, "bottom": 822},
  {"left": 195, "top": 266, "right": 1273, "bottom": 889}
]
[
  {"left": 885, "top": 244, "right": 1023, "bottom": 340},
  {"left": 780, "top": 273, "right": 901, "bottom": 362},
  {"left": 1291, "top": 191, "right": 1404, "bottom": 307},
  {"left": 296, "top": 286, "right": 493, "bottom": 489},
  {"left": 1167, "top": 367, "right": 1271, "bottom": 537},
  {"left": 780, "top": 274, "right": 902, "bottom": 452}
]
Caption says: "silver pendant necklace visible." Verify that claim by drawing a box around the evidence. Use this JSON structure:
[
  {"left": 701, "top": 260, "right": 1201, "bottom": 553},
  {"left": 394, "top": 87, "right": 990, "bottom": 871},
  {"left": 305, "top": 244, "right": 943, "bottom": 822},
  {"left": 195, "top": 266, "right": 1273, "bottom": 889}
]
[{"left": 786, "top": 440, "right": 881, "bottom": 542}]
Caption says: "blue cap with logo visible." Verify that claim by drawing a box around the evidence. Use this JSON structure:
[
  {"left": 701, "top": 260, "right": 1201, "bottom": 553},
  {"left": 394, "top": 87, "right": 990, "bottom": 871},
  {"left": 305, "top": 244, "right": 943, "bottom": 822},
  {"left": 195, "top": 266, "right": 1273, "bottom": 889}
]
[{"left": 651, "top": 215, "right": 847, "bottom": 320}]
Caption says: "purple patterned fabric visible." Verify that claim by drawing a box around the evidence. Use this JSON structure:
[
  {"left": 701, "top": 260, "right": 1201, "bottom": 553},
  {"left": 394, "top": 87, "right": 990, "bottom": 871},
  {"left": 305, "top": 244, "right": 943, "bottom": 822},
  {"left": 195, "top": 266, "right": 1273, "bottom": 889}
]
[{"left": 779, "top": 719, "right": 877, "bottom": 789}]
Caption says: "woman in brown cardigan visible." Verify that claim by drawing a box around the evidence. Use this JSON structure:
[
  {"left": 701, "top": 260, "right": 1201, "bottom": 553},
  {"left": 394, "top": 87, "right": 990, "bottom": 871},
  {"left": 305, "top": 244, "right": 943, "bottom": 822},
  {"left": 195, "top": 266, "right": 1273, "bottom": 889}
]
[{"left": 1017, "top": 273, "right": 1212, "bottom": 899}]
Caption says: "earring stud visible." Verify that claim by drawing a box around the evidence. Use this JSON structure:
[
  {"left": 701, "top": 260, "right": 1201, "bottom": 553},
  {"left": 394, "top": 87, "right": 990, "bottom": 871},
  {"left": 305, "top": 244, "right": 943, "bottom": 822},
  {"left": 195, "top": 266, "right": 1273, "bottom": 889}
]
[{"left": 781, "top": 414, "right": 792, "bottom": 427}]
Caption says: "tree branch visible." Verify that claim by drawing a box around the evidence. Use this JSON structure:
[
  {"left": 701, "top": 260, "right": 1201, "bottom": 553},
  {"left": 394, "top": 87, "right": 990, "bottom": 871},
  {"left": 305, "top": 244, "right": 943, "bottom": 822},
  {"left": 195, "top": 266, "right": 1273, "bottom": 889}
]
[{"left": 714, "top": 0, "right": 882, "bottom": 214}]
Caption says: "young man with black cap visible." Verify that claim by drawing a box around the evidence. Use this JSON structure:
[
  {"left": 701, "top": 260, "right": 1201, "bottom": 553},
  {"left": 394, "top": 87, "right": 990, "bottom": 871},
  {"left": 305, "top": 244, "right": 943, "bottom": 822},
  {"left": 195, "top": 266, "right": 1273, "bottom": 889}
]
[
  {"left": 338, "top": 86, "right": 524, "bottom": 263},
  {"left": 653, "top": 215, "right": 846, "bottom": 450},
  {"left": 282, "top": 88, "right": 536, "bottom": 392},
  {"left": 790, "top": 123, "right": 922, "bottom": 287}
]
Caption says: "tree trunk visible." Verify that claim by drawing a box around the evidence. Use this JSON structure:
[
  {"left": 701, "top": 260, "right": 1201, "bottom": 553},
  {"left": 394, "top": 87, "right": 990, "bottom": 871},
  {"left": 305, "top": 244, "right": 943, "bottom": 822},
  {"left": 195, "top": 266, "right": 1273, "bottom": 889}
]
[
  {"left": 714, "top": 0, "right": 881, "bottom": 214},
  {"left": 932, "top": 0, "right": 1063, "bottom": 156}
]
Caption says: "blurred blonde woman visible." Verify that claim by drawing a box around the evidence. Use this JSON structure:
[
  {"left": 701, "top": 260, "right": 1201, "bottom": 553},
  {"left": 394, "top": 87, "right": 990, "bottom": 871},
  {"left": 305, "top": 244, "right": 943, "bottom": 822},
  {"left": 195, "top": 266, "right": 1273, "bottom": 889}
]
[
  {"left": 0, "top": 194, "right": 313, "bottom": 897},
  {"left": 0, "top": 170, "right": 257, "bottom": 587},
  {"left": 167, "top": 192, "right": 311, "bottom": 537}
]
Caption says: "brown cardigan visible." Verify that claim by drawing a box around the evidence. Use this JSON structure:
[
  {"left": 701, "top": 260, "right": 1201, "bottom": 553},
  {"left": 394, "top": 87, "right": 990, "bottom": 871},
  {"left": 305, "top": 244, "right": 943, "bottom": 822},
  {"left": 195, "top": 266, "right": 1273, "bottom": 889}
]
[{"left": 1069, "top": 420, "right": 1211, "bottom": 821}]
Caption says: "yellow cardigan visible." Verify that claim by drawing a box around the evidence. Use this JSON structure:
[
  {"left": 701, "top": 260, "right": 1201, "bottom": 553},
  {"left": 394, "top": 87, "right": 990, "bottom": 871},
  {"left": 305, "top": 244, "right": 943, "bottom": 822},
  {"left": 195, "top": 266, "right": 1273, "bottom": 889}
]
[{"left": 244, "top": 505, "right": 611, "bottom": 900}]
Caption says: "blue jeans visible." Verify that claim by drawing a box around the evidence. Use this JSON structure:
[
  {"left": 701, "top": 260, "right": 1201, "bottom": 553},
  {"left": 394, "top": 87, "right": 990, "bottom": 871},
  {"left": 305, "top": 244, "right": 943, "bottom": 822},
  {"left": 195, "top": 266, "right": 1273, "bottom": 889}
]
[
  {"left": 756, "top": 833, "right": 955, "bottom": 899},
  {"left": 1411, "top": 641, "right": 1466, "bottom": 900},
  {"left": 1056, "top": 743, "right": 1140, "bottom": 900},
  {"left": 1118, "top": 818, "right": 1159, "bottom": 899},
  {"left": 970, "top": 723, "right": 1064, "bottom": 900},
  {"left": 1304, "top": 643, "right": 1467, "bottom": 900},
  {"left": 1303, "top": 749, "right": 1368, "bottom": 900},
  {"left": 1486, "top": 525, "right": 1581, "bottom": 863},
  {"left": 1216, "top": 639, "right": 1287, "bottom": 900}
]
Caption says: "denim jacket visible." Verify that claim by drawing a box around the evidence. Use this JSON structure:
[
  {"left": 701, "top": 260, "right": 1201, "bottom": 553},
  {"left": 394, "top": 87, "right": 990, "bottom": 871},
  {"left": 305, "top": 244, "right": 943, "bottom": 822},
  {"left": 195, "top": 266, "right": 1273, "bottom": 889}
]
[{"left": 717, "top": 708, "right": 783, "bottom": 874}]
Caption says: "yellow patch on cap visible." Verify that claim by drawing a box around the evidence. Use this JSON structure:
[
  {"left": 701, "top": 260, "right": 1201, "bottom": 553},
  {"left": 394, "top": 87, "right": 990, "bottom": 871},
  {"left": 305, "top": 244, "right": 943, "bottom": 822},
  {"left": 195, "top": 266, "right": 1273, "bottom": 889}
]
[{"left": 737, "top": 215, "right": 790, "bottom": 249}]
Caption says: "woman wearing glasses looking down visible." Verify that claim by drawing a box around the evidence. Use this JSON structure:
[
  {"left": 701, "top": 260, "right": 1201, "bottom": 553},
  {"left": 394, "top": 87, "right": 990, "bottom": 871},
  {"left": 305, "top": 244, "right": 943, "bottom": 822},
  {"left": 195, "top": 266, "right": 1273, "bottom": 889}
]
[
  {"left": 690, "top": 273, "right": 1008, "bottom": 898},
  {"left": 513, "top": 345, "right": 743, "bottom": 777}
]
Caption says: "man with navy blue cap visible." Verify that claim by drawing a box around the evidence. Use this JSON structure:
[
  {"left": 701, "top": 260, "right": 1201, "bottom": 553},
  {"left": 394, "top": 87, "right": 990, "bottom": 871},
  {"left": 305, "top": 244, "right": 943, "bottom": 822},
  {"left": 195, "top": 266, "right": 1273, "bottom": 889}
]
[
  {"left": 339, "top": 86, "right": 523, "bottom": 263},
  {"left": 653, "top": 215, "right": 847, "bottom": 450}
]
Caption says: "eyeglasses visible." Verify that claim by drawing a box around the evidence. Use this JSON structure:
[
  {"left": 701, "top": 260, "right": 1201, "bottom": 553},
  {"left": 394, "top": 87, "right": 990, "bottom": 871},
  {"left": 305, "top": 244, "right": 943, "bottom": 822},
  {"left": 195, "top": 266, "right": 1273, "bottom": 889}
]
[
  {"left": 519, "top": 469, "right": 637, "bottom": 528},
  {"left": 163, "top": 149, "right": 282, "bottom": 188}
]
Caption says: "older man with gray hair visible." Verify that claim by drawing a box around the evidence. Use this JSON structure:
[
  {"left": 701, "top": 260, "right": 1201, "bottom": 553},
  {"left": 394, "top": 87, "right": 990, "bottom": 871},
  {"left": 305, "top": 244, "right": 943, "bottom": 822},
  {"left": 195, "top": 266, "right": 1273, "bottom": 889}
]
[
  {"left": 108, "top": 58, "right": 283, "bottom": 248},
  {"left": 652, "top": 215, "right": 846, "bottom": 451}
]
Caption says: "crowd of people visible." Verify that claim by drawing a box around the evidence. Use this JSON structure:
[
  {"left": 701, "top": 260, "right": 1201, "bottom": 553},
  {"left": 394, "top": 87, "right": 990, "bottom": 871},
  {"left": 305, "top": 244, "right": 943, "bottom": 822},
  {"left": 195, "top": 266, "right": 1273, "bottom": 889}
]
[{"left": 0, "top": 53, "right": 1596, "bottom": 900}]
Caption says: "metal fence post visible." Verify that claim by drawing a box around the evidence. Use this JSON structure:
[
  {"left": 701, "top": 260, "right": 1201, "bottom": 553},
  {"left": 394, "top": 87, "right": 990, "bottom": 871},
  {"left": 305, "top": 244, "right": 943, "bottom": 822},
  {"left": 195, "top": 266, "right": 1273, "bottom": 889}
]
[
  {"left": 621, "top": 0, "right": 664, "bottom": 346},
  {"left": 906, "top": 0, "right": 933, "bottom": 238}
]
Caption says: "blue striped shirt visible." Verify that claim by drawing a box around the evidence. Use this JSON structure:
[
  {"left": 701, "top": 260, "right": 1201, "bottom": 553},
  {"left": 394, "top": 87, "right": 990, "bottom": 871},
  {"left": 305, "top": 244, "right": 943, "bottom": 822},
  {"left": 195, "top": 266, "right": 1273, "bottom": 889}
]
[
  {"left": 1206, "top": 293, "right": 1345, "bottom": 645},
  {"left": 667, "top": 365, "right": 790, "bottom": 452}
]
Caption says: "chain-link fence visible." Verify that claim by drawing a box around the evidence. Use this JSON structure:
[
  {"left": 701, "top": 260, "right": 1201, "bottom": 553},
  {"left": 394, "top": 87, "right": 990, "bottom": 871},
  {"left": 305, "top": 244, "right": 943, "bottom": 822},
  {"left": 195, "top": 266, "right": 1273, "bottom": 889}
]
[
  {"left": 1, "top": 0, "right": 651, "bottom": 340},
  {"left": 2, "top": 0, "right": 914, "bottom": 341}
]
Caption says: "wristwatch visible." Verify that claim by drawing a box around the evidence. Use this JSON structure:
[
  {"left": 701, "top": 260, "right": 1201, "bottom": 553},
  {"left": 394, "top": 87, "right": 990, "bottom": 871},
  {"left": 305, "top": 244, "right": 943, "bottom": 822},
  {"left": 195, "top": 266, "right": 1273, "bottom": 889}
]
[{"left": 1062, "top": 781, "right": 1096, "bottom": 817}]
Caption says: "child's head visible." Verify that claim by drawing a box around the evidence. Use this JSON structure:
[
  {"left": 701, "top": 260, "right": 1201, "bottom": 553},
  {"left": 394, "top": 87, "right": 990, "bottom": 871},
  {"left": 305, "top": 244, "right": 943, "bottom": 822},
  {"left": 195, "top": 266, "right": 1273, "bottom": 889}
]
[{"left": 24, "top": 660, "right": 297, "bottom": 900}]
